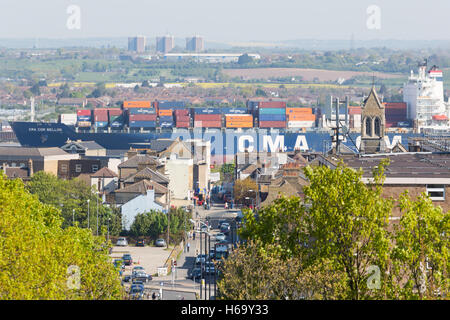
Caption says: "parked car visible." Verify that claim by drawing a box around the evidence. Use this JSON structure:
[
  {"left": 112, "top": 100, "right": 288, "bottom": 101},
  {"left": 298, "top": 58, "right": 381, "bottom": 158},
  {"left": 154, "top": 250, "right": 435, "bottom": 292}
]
[
  {"left": 208, "top": 249, "right": 216, "bottom": 260},
  {"left": 122, "top": 253, "right": 133, "bottom": 266},
  {"left": 188, "top": 267, "right": 203, "bottom": 280},
  {"left": 215, "top": 232, "right": 226, "bottom": 242},
  {"left": 132, "top": 266, "right": 145, "bottom": 275},
  {"left": 220, "top": 222, "right": 230, "bottom": 234},
  {"left": 155, "top": 238, "right": 166, "bottom": 247},
  {"left": 204, "top": 262, "right": 216, "bottom": 275},
  {"left": 135, "top": 239, "right": 145, "bottom": 247},
  {"left": 132, "top": 271, "right": 152, "bottom": 283},
  {"left": 129, "top": 284, "right": 145, "bottom": 300},
  {"left": 116, "top": 237, "right": 128, "bottom": 246},
  {"left": 195, "top": 254, "right": 208, "bottom": 266},
  {"left": 122, "top": 275, "right": 132, "bottom": 283}
]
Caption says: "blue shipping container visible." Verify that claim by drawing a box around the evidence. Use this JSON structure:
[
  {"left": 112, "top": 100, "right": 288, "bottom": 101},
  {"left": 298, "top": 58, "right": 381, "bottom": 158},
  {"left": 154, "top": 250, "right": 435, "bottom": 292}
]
[
  {"left": 77, "top": 115, "right": 92, "bottom": 121},
  {"left": 95, "top": 121, "right": 108, "bottom": 128},
  {"left": 160, "top": 122, "right": 174, "bottom": 127},
  {"left": 129, "top": 121, "right": 157, "bottom": 128},
  {"left": 221, "top": 108, "right": 249, "bottom": 114},
  {"left": 193, "top": 108, "right": 222, "bottom": 115},
  {"left": 159, "top": 116, "right": 174, "bottom": 122},
  {"left": 259, "top": 114, "right": 286, "bottom": 121},
  {"left": 110, "top": 121, "right": 123, "bottom": 128},
  {"left": 259, "top": 108, "right": 286, "bottom": 115},
  {"left": 128, "top": 108, "right": 157, "bottom": 115},
  {"left": 158, "top": 101, "right": 186, "bottom": 109}
]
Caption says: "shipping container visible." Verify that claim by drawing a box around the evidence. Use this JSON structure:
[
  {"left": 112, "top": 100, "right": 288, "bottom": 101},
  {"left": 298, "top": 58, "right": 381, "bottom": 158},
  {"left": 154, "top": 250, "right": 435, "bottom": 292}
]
[
  {"left": 129, "top": 121, "right": 157, "bottom": 128},
  {"left": 175, "top": 115, "right": 190, "bottom": 122},
  {"left": 193, "top": 108, "right": 222, "bottom": 115},
  {"left": 108, "top": 109, "right": 123, "bottom": 116},
  {"left": 258, "top": 101, "right": 286, "bottom": 109},
  {"left": 287, "top": 121, "right": 315, "bottom": 128},
  {"left": 59, "top": 113, "right": 77, "bottom": 125},
  {"left": 174, "top": 109, "right": 190, "bottom": 116},
  {"left": 159, "top": 116, "right": 174, "bottom": 122},
  {"left": 77, "top": 121, "right": 92, "bottom": 127},
  {"left": 158, "top": 109, "right": 173, "bottom": 116},
  {"left": 77, "top": 109, "right": 92, "bottom": 116},
  {"left": 225, "top": 121, "right": 253, "bottom": 128},
  {"left": 110, "top": 121, "right": 124, "bottom": 128},
  {"left": 194, "top": 114, "right": 222, "bottom": 121},
  {"left": 157, "top": 101, "right": 186, "bottom": 109},
  {"left": 129, "top": 114, "right": 157, "bottom": 121},
  {"left": 77, "top": 115, "right": 92, "bottom": 122},
  {"left": 286, "top": 107, "right": 313, "bottom": 115},
  {"left": 259, "top": 114, "right": 286, "bottom": 121},
  {"left": 287, "top": 114, "right": 316, "bottom": 121},
  {"left": 175, "top": 121, "right": 190, "bottom": 128},
  {"left": 258, "top": 121, "right": 286, "bottom": 128},
  {"left": 123, "top": 101, "right": 152, "bottom": 108},
  {"left": 94, "top": 121, "right": 108, "bottom": 128},
  {"left": 128, "top": 107, "right": 157, "bottom": 115},
  {"left": 194, "top": 120, "right": 222, "bottom": 128},
  {"left": 160, "top": 122, "right": 174, "bottom": 128},
  {"left": 225, "top": 114, "right": 253, "bottom": 122},
  {"left": 259, "top": 108, "right": 286, "bottom": 115},
  {"left": 221, "top": 108, "right": 249, "bottom": 114}
]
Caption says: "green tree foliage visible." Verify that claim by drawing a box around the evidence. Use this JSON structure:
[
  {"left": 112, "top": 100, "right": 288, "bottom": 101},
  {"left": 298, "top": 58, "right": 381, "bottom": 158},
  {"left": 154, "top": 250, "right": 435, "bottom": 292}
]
[
  {"left": 26, "top": 172, "right": 121, "bottom": 235},
  {"left": 233, "top": 178, "right": 258, "bottom": 205},
  {"left": 238, "top": 54, "right": 254, "bottom": 65},
  {"left": 389, "top": 192, "right": 450, "bottom": 299},
  {"left": 0, "top": 172, "right": 124, "bottom": 299}
]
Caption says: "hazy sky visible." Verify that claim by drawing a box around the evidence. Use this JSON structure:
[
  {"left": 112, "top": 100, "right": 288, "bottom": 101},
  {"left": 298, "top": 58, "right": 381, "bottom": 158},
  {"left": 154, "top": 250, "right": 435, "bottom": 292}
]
[{"left": 1, "top": 0, "right": 449, "bottom": 42}]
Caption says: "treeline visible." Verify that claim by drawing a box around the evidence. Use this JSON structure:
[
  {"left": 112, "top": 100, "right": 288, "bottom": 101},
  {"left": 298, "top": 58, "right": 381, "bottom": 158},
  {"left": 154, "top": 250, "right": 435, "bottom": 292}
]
[{"left": 218, "top": 161, "right": 450, "bottom": 300}]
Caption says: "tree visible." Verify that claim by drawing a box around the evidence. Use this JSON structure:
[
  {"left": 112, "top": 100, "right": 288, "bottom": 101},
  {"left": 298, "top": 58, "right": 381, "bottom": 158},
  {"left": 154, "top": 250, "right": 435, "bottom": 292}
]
[
  {"left": 233, "top": 178, "right": 257, "bottom": 206},
  {"left": 238, "top": 54, "right": 254, "bottom": 65},
  {"left": 389, "top": 192, "right": 450, "bottom": 299},
  {"left": 0, "top": 172, "right": 124, "bottom": 299},
  {"left": 255, "top": 88, "right": 267, "bottom": 97}
]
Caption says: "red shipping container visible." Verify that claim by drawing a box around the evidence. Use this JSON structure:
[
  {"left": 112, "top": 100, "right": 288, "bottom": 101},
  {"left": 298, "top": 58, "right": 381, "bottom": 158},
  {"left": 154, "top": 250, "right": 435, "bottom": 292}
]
[
  {"left": 259, "top": 101, "right": 286, "bottom": 109},
  {"left": 175, "top": 115, "right": 190, "bottom": 122},
  {"left": 77, "top": 109, "right": 91, "bottom": 116},
  {"left": 129, "top": 114, "right": 157, "bottom": 121},
  {"left": 176, "top": 121, "right": 190, "bottom": 128},
  {"left": 175, "top": 109, "right": 189, "bottom": 116},
  {"left": 194, "top": 121, "right": 222, "bottom": 128},
  {"left": 259, "top": 121, "right": 286, "bottom": 128},
  {"left": 194, "top": 114, "right": 222, "bottom": 121},
  {"left": 93, "top": 115, "right": 108, "bottom": 121},
  {"left": 108, "top": 109, "right": 122, "bottom": 116}
]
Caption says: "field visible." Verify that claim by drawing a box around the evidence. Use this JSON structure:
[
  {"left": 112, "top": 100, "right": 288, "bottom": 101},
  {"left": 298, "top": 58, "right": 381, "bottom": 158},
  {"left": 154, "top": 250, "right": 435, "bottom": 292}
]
[{"left": 222, "top": 68, "right": 403, "bottom": 82}]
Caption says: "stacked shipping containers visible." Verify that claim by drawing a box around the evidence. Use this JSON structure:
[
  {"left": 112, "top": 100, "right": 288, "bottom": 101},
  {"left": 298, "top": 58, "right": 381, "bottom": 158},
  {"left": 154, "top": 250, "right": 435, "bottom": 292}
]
[
  {"left": 193, "top": 108, "right": 222, "bottom": 128},
  {"left": 384, "top": 102, "right": 407, "bottom": 128},
  {"left": 225, "top": 114, "right": 253, "bottom": 128},
  {"left": 109, "top": 108, "right": 124, "bottom": 129},
  {"left": 124, "top": 101, "right": 157, "bottom": 129},
  {"left": 286, "top": 107, "right": 315, "bottom": 128},
  {"left": 258, "top": 101, "right": 286, "bottom": 128},
  {"left": 174, "top": 109, "right": 190, "bottom": 128},
  {"left": 59, "top": 113, "right": 77, "bottom": 126},
  {"left": 93, "top": 108, "right": 109, "bottom": 128},
  {"left": 77, "top": 109, "right": 92, "bottom": 128}
]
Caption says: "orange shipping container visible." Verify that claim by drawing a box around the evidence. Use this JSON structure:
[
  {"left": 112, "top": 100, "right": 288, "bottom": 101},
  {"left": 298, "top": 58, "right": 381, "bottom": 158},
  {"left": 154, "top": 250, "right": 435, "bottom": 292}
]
[
  {"left": 225, "top": 115, "right": 253, "bottom": 122},
  {"left": 286, "top": 108, "right": 312, "bottom": 115},
  {"left": 158, "top": 109, "right": 173, "bottom": 116},
  {"left": 225, "top": 121, "right": 253, "bottom": 128},
  {"left": 288, "top": 114, "right": 316, "bottom": 121},
  {"left": 123, "top": 101, "right": 152, "bottom": 108}
]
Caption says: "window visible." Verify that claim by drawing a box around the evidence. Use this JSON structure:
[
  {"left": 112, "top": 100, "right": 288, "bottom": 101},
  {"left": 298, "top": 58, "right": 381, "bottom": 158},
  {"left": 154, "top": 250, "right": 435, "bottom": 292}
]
[
  {"left": 365, "top": 117, "right": 372, "bottom": 136},
  {"left": 374, "top": 117, "right": 381, "bottom": 136},
  {"left": 92, "top": 165, "right": 99, "bottom": 173},
  {"left": 75, "top": 164, "right": 82, "bottom": 173},
  {"left": 426, "top": 185, "right": 445, "bottom": 201},
  {"left": 61, "top": 164, "right": 68, "bottom": 173}
]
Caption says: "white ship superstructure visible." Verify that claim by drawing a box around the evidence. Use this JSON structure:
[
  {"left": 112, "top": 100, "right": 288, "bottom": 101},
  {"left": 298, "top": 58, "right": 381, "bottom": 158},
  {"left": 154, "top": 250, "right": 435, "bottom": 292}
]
[{"left": 403, "top": 62, "right": 450, "bottom": 132}]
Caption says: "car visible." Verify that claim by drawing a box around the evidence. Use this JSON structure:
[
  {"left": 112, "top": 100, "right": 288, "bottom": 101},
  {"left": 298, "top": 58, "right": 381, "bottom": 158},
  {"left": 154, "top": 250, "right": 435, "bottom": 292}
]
[
  {"left": 208, "top": 248, "right": 216, "bottom": 260},
  {"left": 220, "top": 223, "right": 230, "bottom": 234},
  {"left": 122, "top": 253, "right": 133, "bottom": 266},
  {"left": 129, "top": 284, "right": 145, "bottom": 300},
  {"left": 135, "top": 239, "right": 145, "bottom": 247},
  {"left": 200, "top": 225, "right": 210, "bottom": 232},
  {"left": 133, "top": 271, "right": 152, "bottom": 283},
  {"left": 155, "top": 238, "right": 167, "bottom": 247},
  {"left": 188, "top": 267, "right": 203, "bottom": 280},
  {"left": 204, "top": 262, "right": 216, "bottom": 275},
  {"left": 132, "top": 266, "right": 145, "bottom": 275},
  {"left": 195, "top": 254, "right": 208, "bottom": 266},
  {"left": 122, "top": 275, "right": 132, "bottom": 283},
  {"left": 215, "top": 232, "right": 226, "bottom": 242},
  {"left": 116, "top": 237, "right": 128, "bottom": 246}
]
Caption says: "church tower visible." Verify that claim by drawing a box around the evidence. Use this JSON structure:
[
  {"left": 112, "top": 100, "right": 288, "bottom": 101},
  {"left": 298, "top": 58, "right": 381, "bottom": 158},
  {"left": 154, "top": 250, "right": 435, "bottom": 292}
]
[{"left": 360, "top": 86, "right": 386, "bottom": 154}]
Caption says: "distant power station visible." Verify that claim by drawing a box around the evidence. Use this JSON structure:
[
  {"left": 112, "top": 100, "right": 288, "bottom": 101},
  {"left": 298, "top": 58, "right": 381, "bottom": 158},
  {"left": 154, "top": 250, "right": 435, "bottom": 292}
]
[
  {"left": 156, "top": 35, "right": 174, "bottom": 53},
  {"left": 186, "top": 36, "right": 204, "bottom": 52},
  {"left": 128, "top": 36, "right": 146, "bottom": 53}
]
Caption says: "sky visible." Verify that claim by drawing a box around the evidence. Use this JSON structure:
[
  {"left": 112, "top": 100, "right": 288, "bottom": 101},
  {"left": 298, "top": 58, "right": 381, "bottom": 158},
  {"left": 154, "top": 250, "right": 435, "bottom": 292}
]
[{"left": 0, "top": 0, "right": 449, "bottom": 42}]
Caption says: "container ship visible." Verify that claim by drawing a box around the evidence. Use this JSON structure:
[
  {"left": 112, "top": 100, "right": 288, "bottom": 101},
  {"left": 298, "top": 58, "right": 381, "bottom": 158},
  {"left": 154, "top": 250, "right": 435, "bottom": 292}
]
[{"left": 10, "top": 99, "right": 424, "bottom": 163}]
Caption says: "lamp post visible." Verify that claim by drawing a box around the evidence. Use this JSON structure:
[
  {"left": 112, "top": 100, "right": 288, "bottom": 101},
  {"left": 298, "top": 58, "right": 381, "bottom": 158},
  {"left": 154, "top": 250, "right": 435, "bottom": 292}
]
[
  {"left": 107, "top": 217, "right": 111, "bottom": 242},
  {"left": 87, "top": 199, "right": 90, "bottom": 230},
  {"left": 96, "top": 192, "right": 99, "bottom": 236},
  {"left": 72, "top": 209, "right": 75, "bottom": 226}
]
